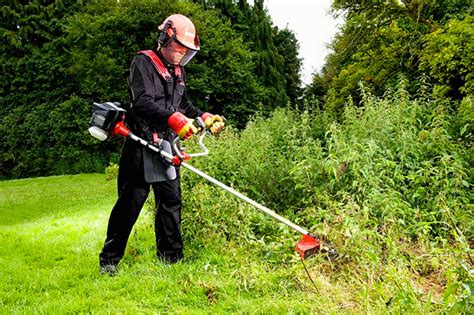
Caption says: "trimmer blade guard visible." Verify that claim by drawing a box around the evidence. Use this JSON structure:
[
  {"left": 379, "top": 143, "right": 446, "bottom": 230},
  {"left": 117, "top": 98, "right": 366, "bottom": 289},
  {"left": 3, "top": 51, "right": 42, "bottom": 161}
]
[
  {"left": 295, "top": 234, "right": 340, "bottom": 261},
  {"left": 295, "top": 234, "right": 321, "bottom": 259}
]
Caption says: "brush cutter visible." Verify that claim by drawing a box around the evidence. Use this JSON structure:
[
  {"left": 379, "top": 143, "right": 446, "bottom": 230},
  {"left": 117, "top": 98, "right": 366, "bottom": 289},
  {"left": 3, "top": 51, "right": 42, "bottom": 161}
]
[{"left": 88, "top": 102, "right": 338, "bottom": 260}]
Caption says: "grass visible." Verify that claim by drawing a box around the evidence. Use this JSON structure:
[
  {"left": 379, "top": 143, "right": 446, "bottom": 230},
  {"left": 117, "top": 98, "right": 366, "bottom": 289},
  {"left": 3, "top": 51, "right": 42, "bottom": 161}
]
[
  {"left": 0, "top": 171, "right": 472, "bottom": 313},
  {"left": 0, "top": 173, "right": 353, "bottom": 313}
]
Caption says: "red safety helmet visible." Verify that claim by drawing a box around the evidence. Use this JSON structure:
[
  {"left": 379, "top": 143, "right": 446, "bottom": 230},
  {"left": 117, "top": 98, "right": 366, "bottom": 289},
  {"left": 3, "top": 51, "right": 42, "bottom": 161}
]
[{"left": 158, "top": 14, "right": 200, "bottom": 66}]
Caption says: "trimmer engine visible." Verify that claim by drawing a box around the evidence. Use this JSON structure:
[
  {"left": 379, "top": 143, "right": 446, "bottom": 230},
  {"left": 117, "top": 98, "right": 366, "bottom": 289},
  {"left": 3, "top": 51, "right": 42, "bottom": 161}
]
[{"left": 88, "top": 102, "right": 126, "bottom": 141}]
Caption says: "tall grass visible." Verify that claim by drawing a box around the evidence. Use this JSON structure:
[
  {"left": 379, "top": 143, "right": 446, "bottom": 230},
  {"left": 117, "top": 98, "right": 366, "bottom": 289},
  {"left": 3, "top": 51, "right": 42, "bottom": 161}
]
[{"left": 179, "top": 80, "right": 473, "bottom": 312}]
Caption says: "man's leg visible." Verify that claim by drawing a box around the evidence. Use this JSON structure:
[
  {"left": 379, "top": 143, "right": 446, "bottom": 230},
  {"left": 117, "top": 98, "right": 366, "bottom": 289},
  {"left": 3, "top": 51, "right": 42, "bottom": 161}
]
[
  {"left": 99, "top": 141, "right": 149, "bottom": 269},
  {"left": 153, "top": 171, "right": 184, "bottom": 263},
  {"left": 99, "top": 181, "right": 150, "bottom": 268}
]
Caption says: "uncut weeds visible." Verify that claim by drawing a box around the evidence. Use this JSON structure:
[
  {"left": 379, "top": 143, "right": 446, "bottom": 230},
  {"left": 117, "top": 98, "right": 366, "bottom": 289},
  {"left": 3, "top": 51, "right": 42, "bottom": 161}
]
[{"left": 173, "top": 80, "right": 473, "bottom": 312}]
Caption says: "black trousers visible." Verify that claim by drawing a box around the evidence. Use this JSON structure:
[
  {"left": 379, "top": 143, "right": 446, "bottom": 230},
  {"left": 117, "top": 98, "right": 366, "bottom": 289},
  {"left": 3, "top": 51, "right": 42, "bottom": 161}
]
[{"left": 99, "top": 140, "right": 183, "bottom": 266}]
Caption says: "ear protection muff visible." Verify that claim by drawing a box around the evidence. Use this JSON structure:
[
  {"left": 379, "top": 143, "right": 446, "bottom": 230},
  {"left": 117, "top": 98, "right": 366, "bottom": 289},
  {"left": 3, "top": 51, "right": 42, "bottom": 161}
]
[{"left": 157, "top": 20, "right": 174, "bottom": 47}]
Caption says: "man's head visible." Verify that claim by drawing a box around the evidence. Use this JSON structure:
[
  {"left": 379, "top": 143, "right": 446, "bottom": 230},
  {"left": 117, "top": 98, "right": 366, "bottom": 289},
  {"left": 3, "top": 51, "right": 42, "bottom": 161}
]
[{"left": 158, "top": 14, "right": 200, "bottom": 66}]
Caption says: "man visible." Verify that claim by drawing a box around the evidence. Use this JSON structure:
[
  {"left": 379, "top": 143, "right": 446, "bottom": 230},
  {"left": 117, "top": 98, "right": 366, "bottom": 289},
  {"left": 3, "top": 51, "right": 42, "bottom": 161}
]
[{"left": 99, "top": 14, "right": 224, "bottom": 275}]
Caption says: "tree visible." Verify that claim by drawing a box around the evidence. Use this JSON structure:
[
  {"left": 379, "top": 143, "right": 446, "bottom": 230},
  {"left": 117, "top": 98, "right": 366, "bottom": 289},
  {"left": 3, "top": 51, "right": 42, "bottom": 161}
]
[
  {"left": 304, "top": 0, "right": 473, "bottom": 115},
  {"left": 0, "top": 0, "right": 94, "bottom": 178},
  {"left": 272, "top": 26, "right": 302, "bottom": 104},
  {"left": 419, "top": 15, "right": 473, "bottom": 100},
  {"left": 192, "top": 0, "right": 301, "bottom": 108},
  {"left": 247, "top": 0, "right": 288, "bottom": 108}
]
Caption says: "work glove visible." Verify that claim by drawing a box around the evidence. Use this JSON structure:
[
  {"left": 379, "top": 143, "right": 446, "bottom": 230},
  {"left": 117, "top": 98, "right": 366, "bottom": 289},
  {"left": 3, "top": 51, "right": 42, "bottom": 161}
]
[
  {"left": 168, "top": 112, "right": 200, "bottom": 140},
  {"left": 201, "top": 112, "right": 225, "bottom": 135}
]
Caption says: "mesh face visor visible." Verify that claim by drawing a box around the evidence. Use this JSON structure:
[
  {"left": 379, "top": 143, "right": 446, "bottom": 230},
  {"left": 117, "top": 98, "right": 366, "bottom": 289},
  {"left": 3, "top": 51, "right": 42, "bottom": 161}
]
[
  {"left": 178, "top": 48, "right": 198, "bottom": 66},
  {"left": 173, "top": 37, "right": 198, "bottom": 66}
]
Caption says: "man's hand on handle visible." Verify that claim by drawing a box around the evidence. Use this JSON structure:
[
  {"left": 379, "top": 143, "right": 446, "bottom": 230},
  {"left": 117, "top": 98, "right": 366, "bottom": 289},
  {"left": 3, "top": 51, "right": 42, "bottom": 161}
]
[
  {"left": 201, "top": 112, "right": 225, "bottom": 135},
  {"left": 168, "top": 112, "right": 201, "bottom": 140}
]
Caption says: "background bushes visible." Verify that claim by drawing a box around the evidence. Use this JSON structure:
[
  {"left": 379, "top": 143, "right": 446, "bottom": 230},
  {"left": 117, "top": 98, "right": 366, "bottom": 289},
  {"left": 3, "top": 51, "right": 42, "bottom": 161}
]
[{"left": 1, "top": 0, "right": 299, "bottom": 178}]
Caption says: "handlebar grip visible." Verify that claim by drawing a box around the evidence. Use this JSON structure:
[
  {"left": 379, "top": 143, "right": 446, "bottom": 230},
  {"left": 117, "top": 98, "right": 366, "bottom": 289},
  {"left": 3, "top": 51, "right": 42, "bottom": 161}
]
[{"left": 194, "top": 117, "right": 206, "bottom": 130}]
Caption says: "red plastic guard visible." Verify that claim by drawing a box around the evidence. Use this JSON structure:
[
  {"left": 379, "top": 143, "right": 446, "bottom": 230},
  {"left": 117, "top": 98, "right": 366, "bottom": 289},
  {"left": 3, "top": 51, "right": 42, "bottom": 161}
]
[{"left": 295, "top": 234, "right": 321, "bottom": 259}]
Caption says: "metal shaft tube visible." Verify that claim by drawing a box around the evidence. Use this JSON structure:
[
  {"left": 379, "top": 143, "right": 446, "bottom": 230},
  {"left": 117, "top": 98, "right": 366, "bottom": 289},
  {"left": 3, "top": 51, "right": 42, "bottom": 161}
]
[{"left": 180, "top": 161, "right": 309, "bottom": 235}]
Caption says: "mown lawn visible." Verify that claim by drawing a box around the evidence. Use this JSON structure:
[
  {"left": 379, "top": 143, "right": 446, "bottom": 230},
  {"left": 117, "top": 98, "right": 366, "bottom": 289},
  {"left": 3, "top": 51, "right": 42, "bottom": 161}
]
[{"left": 0, "top": 174, "right": 349, "bottom": 313}]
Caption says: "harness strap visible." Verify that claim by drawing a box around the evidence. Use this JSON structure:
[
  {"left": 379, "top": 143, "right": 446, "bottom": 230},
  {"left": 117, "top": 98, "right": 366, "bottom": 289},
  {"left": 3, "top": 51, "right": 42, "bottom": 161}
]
[
  {"left": 138, "top": 50, "right": 185, "bottom": 85},
  {"left": 137, "top": 50, "right": 172, "bottom": 81}
]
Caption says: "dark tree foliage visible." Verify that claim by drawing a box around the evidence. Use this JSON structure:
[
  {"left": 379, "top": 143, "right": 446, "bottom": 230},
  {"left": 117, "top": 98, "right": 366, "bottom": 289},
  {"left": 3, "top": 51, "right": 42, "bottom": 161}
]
[
  {"left": 0, "top": 0, "right": 282, "bottom": 178},
  {"left": 247, "top": 0, "right": 287, "bottom": 108},
  {"left": 272, "top": 26, "right": 302, "bottom": 104},
  {"left": 0, "top": 0, "right": 100, "bottom": 178},
  {"left": 192, "top": 0, "right": 303, "bottom": 108},
  {"left": 303, "top": 73, "right": 326, "bottom": 110}
]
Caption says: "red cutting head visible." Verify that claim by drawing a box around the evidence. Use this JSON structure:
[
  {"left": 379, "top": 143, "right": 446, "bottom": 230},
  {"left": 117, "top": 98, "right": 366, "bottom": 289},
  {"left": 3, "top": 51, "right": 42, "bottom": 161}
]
[{"left": 295, "top": 234, "right": 321, "bottom": 259}]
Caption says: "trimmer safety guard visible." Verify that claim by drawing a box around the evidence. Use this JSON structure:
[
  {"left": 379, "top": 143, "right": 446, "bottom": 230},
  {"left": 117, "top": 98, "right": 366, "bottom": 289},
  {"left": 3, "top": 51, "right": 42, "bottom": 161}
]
[{"left": 295, "top": 234, "right": 321, "bottom": 259}]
